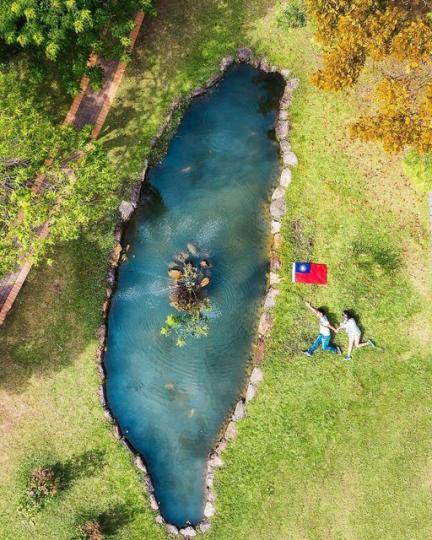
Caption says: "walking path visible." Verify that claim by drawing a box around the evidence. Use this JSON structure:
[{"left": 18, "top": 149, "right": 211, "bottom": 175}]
[{"left": 0, "top": 11, "right": 145, "bottom": 325}]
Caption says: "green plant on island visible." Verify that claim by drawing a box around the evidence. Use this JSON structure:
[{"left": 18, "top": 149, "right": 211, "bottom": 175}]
[{"left": 161, "top": 244, "right": 212, "bottom": 347}]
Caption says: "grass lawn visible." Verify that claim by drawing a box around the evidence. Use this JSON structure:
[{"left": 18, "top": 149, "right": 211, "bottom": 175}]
[{"left": 1, "top": 1, "right": 432, "bottom": 538}]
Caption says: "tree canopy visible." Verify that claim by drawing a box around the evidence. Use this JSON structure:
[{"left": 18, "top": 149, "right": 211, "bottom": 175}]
[
  {"left": 0, "top": 69, "right": 119, "bottom": 277},
  {"left": 0, "top": 0, "right": 154, "bottom": 92},
  {"left": 307, "top": 0, "right": 432, "bottom": 153}
]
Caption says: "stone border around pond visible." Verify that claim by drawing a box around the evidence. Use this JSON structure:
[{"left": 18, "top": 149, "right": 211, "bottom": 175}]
[{"left": 95, "top": 47, "right": 298, "bottom": 538}]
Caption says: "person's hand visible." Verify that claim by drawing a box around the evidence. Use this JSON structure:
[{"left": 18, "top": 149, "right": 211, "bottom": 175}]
[{"left": 305, "top": 300, "right": 311, "bottom": 307}]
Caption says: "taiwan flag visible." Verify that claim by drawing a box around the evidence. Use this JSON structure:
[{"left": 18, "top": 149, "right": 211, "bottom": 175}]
[{"left": 292, "top": 262, "right": 327, "bottom": 285}]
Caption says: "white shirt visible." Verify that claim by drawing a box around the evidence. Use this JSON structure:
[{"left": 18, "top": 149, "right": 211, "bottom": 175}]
[
  {"left": 319, "top": 315, "right": 330, "bottom": 336},
  {"left": 340, "top": 317, "right": 361, "bottom": 337}
]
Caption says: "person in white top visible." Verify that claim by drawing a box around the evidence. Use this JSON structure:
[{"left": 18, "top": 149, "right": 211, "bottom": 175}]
[
  {"left": 303, "top": 301, "right": 341, "bottom": 356},
  {"left": 338, "top": 310, "right": 375, "bottom": 360}
]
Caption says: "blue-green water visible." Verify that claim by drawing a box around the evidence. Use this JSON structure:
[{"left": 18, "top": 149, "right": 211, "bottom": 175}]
[{"left": 105, "top": 64, "right": 284, "bottom": 527}]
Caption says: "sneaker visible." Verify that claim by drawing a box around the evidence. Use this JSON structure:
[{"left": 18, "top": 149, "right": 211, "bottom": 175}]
[
  {"left": 367, "top": 339, "right": 375, "bottom": 348},
  {"left": 336, "top": 346, "right": 342, "bottom": 355},
  {"left": 303, "top": 351, "right": 312, "bottom": 357},
  {"left": 344, "top": 355, "right": 351, "bottom": 361}
]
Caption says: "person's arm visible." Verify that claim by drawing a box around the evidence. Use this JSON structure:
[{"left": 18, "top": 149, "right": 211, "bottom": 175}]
[{"left": 305, "top": 301, "right": 321, "bottom": 319}]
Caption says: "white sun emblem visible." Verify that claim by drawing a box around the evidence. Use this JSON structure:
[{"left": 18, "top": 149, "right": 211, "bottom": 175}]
[{"left": 300, "top": 264, "right": 307, "bottom": 271}]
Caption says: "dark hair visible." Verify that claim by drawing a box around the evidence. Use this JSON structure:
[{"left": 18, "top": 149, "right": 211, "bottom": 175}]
[
  {"left": 317, "top": 308, "right": 325, "bottom": 316},
  {"left": 342, "top": 310, "right": 352, "bottom": 319}
]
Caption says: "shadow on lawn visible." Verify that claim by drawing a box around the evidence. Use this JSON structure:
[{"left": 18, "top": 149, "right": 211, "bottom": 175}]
[{"left": 0, "top": 231, "right": 110, "bottom": 393}]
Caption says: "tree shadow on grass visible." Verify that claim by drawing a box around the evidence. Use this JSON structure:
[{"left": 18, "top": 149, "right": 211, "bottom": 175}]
[
  {"left": 75, "top": 503, "right": 136, "bottom": 538},
  {"left": 0, "top": 229, "right": 112, "bottom": 393},
  {"left": 52, "top": 450, "right": 107, "bottom": 492}
]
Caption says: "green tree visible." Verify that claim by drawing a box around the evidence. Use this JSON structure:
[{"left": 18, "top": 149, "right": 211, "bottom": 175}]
[
  {"left": 0, "top": 69, "right": 119, "bottom": 277},
  {"left": 0, "top": 0, "right": 155, "bottom": 93}
]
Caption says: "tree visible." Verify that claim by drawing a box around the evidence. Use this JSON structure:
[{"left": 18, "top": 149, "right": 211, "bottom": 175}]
[
  {"left": 0, "top": 69, "right": 119, "bottom": 277},
  {"left": 0, "top": 0, "right": 155, "bottom": 93},
  {"left": 306, "top": 0, "right": 432, "bottom": 153}
]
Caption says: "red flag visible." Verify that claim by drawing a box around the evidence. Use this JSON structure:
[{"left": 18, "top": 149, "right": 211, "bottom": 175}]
[{"left": 292, "top": 262, "right": 327, "bottom": 285}]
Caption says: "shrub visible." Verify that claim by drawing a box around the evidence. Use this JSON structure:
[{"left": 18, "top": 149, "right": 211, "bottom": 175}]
[
  {"left": 80, "top": 520, "right": 104, "bottom": 540},
  {"left": 277, "top": 0, "right": 307, "bottom": 29},
  {"left": 25, "top": 467, "right": 59, "bottom": 509}
]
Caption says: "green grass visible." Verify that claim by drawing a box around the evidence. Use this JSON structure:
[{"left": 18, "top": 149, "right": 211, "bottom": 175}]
[{"left": 1, "top": 1, "right": 432, "bottom": 538}]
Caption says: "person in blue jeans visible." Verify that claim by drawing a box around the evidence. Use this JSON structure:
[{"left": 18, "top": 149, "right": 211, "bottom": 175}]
[{"left": 303, "top": 301, "right": 341, "bottom": 356}]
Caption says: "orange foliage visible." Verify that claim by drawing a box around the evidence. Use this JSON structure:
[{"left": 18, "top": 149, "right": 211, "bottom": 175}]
[{"left": 307, "top": 0, "right": 432, "bottom": 153}]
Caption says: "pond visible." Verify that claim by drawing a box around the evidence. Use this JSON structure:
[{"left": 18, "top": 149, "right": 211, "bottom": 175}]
[{"left": 104, "top": 64, "right": 284, "bottom": 527}]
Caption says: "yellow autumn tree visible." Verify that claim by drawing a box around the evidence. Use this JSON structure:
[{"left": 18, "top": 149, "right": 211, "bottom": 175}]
[{"left": 306, "top": 0, "right": 432, "bottom": 153}]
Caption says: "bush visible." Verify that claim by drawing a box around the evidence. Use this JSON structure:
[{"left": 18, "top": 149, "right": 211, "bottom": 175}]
[
  {"left": 25, "top": 467, "right": 59, "bottom": 510},
  {"left": 277, "top": 0, "right": 307, "bottom": 29},
  {"left": 80, "top": 520, "right": 104, "bottom": 540}
]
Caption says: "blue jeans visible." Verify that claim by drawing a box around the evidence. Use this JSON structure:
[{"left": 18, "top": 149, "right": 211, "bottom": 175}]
[{"left": 307, "top": 334, "right": 339, "bottom": 354}]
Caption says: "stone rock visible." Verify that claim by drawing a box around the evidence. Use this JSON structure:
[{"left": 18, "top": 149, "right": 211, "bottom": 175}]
[
  {"left": 273, "top": 233, "right": 282, "bottom": 250},
  {"left": 250, "top": 367, "right": 264, "bottom": 385},
  {"left": 264, "top": 287, "right": 280, "bottom": 309},
  {"left": 192, "top": 87, "right": 207, "bottom": 97},
  {"left": 281, "top": 68, "right": 291, "bottom": 78},
  {"left": 275, "top": 120, "right": 289, "bottom": 140},
  {"left": 135, "top": 455, "right": 147, "bottom": 472},
  {"left": 258, "top": 311, "right": 273, "bottom": 336},
  {"left": 220, "top": 55, "right": 234, "bottom": 70},
  {"left": 155, "top": 515, "right": 164, "bottom": 524},
  {"left": 103, "top": 409, "right": 112, "bottom": 421},
  {"left": 279, "top": 139, "right": 291, "bottom": 153},
  {"left": 139, "top": 159, "right": 149, "bottom": 182},
  {"left": 209, "top": 454, "right": 224, "bottom": 467},
  {"left": 270, "top": 271, "right": 281, "bottom": 285},
  {"left": 272, "top": 186, "right": 285, "bottom": 201},
  {"left": 279, "top": 110, "right": 289, "bottom": 121},
  {"left": 198, "top": 522, "right": 212, "bottom": 533},
  {"left": 270, "top": 252, "right": 282, "bottom": 272},
  {"left": 245, "top": 384, "right": 256, "bottom": 403},
  {"left": 110, "top": 243, "right": 122, "bottom": 267},
  {"left": 282, "top": 151, "right": 298, "bottom": 167},
  {"left": 233, "top": 400, "right": 245, "bottom": 421},
  {"left": 206, "top": 473, "right": 214, "bottom": 488},
  {"left": 280, "top": 168, "right": 292, "bottom": 187},
  {"left": 237, "top": 47, "right": 253, "bottom": 62},
  {"left": 144, "top": 476, "right": 154, "bottom": 493},
  {"left": 96, "top": 325, "right": 106, "bottom": 342},
  {"left": 271, "top": 220, "right": 281, "bottom": 234},
  {"left": 206, "top": 73, "right": 223, "bottom": 88},
  {"left": 112, "top": 425, "right": 121, "bottom": 439},
  {"left": 207, "top": 490, "right": 216, "bottom": 502},
  {"left": 107, "top": 267, "right": 115, "bottom": 287},
  {"left": 270, "top": 65, "right": 278, "bottom": 72},
  {"left": 166, "top": 524, "right": 179, "bottom": 535},
  {"left": 225, "top": 421, "right": 238, "bottom": 440},
  {"left": 270, "top": 198, "right": 286, "bottom": 219},
  {"left": 179, "top": 527, "right": 197, "bottom": 537},
  {"left": 255, "top": 337, "right": 266, "bottom": 365},
  {"left": 280, "top": 95, "right": 292, "bottom": 109},
  {"left": 259, "top": 57, "right": 270, "bottom": 72},
  {"left": 287, "top": 77, "right": 300, "bottom": 90},
  {"left": 204, "top": 502, "right": 215, "bottom": 518},
  {"left": 216, "top": 440, "right": 227, "bottom": 454},
  {"left": 149, "top": 494, "right": 159, "bottom": 511}
]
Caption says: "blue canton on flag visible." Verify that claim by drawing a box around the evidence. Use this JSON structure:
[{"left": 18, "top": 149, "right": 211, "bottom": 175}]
[{"left": 295, "top": 262, "right": 311, "bottom": 274}]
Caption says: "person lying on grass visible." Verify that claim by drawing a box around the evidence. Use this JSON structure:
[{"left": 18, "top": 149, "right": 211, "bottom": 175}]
[
  {"left": 338, "top": 310, "right": 375, "bottom": 361},
  {"left": 303, "top": 301, "right": 341, "bottom": 356}
]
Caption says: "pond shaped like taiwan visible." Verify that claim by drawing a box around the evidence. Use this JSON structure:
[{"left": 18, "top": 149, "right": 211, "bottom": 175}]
[{"left": 105, "top": 64, "right": 284, "bottom": 527}]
